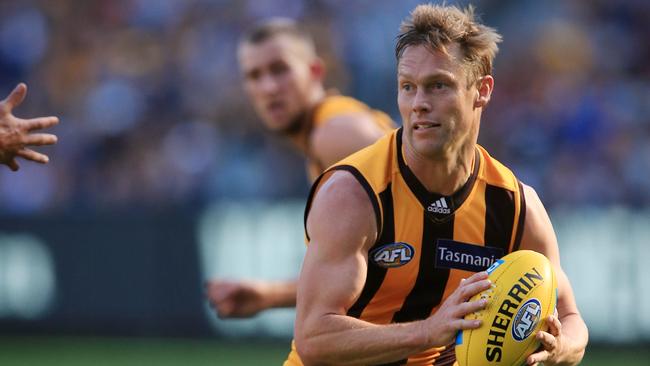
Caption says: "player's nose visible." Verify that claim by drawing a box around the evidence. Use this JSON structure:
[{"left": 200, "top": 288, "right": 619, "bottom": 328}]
[
  {"left": 412, "top": 88, "right": 431, "bottom": 114},
  {"left": 258, "top": 73, "right": 281, "bottom": 94}
]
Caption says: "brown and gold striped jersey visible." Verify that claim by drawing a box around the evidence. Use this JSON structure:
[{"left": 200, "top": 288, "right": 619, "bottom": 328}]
[{"left": 286, "top": 127, "right": 526, "bottom": 366}]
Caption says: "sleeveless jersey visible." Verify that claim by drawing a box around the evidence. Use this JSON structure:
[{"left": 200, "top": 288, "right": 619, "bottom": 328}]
[
  {"left": 285, "top": 128, "right": 526, "bottom": 366},
  {"left": 306, "top": 95, "right": 395, "bottom": 180}
]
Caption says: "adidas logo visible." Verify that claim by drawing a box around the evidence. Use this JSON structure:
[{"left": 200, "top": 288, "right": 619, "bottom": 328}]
[{"left": 427, "top": 197, "right": 451, "bottom": 214}]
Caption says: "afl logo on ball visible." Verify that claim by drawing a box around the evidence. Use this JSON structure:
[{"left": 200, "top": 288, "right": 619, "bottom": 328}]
[
  {"left": 370, "top": 242, "right": 414, "bottom": 268},
  {"left": 512, "top": 298, "right": 542, "bottom": 341}
]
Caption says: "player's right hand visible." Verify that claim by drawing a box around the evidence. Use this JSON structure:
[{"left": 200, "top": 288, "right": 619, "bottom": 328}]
[
  {"left": 0, "top": 83, "right": 59, "bottom": 171},
  {"left": 423, "top": 271, "right": 491, "bottom": 347},
  {"left": 205, "top": 279, "right": 270, "bottom": 318}
]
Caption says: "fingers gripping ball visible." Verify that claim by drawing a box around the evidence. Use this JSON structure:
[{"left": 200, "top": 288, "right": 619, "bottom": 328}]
[{"left": 455, "top": 250, "right": 557, "bottom": 366}]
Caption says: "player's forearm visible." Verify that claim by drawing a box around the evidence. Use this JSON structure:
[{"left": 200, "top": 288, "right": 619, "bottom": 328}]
[
  {"left": 265, "top": 280, "right": 298, "bottom": 308},
  {"left": 558, "top": 312, "right": 588, "bottom": 365},
  {"left": 296, "top": 314, "right": 432, "bottom": 365}
]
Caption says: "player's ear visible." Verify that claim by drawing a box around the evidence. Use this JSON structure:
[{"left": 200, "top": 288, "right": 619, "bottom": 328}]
[
  {"left": 310, "top": 57, "right": 326, "bottom": 82},
  {"left": 474, "top": 75, "right": 494, "bottom": 108}
]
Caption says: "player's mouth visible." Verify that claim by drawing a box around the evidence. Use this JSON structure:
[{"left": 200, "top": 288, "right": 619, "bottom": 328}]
[
  {"left": 267, "top": 100, "right": 286, "bottom": 113},
  {"left": 265, "top": 101, "right": 288, "bottom": 120},
  {"left": 413, "top": 121, "right": 440, "bottom": 130}
]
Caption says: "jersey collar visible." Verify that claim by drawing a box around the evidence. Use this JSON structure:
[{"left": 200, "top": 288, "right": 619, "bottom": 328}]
[{"left": 395, "top": 127, "right": 480, "bottom": 223}]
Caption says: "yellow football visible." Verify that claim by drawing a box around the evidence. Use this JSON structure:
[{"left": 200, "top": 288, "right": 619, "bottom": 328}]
[{"left": 455, "top": 250, "right": 557, "bottom": 366}]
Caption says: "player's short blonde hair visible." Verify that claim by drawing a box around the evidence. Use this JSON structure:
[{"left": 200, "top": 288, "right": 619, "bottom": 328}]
[
  {"left": 396, "top": 4, "right": 502, "bottom": 86},
  {"left": 239, "top": 18, "right": 317, "bottom": 59}
]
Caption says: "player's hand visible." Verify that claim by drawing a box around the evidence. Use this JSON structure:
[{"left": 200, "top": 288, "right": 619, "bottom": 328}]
[
  {"left": 526, "top": 315, "right": 565, "bottom": 365},
  {"left": 423, "top": 271, "right": 491, "bottom": 347},
  {"left": 205, "top": 279, "right": 271, "bottom": 318},
  {"left": 0, "top": 83, "right": 59, "bottom": 171}
]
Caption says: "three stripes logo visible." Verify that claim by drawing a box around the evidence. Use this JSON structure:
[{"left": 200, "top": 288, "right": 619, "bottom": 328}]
[{"left": 427, "top": 197, "right": 451, "bottom": 214}]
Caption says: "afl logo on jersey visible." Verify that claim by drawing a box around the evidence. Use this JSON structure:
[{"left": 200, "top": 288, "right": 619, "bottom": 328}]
[{"left": 370, "top": 242, "right": 414, "bottom": 268}]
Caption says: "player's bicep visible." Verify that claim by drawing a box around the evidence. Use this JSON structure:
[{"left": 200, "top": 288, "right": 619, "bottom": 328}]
[
  {"left": 298, "top": 236, "right": 368, "bottom": 316},
  {"left": 296, "top": 171, "right": 377, "bottom": 337}
]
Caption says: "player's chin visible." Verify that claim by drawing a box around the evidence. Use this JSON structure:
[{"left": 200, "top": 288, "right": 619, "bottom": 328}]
[
  {"left": 270, "top": 117, "right": 303, "bottom": 135},
  {"left": 261, "top": 114, "right": 289, "bottom": 130}
]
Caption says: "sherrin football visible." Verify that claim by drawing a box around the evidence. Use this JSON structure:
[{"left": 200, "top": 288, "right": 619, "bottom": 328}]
[{"left": 455, "top": 250, "right": 557, "bottom": 366}]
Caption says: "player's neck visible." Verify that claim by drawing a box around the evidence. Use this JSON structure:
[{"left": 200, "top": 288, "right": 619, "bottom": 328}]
[
  {"left": 403, "top": 141, "right": 475, "bottom": 196},
  {"left": 287, "top": 87, "right": 327, "bottom": 155}
]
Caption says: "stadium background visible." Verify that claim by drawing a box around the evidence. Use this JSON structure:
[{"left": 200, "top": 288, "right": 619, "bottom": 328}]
[{"left": 0, "top": 0, "right": 648, "bottom": 364}]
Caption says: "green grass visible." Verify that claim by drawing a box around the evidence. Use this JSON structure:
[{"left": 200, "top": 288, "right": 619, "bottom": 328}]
[
  {"left": 0, "top": 336, "right": 290, "bottom": 366},
  {"left": 0, "top": 336, "right": 646, "bottom": 365},
  {"left": 581, "top": 344, "right": 650, "bottom": 366}
]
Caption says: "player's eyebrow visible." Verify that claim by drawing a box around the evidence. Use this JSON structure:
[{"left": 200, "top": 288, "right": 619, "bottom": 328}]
[{"left": 397, "top": 70, "right": 457, "bottom": 83}]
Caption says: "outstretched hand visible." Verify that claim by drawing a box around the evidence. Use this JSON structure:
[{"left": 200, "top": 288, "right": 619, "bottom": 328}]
[{"left": 0, "top": 83, "right": 59, "bottom": 171}]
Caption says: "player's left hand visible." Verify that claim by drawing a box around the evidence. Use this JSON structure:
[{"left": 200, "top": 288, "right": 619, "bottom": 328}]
[
  {"left": 526, "top": 314, "right": 566, "bottom": 366},
  {"left": 205, "top": 279, "right": 270, "bottom": 318}
]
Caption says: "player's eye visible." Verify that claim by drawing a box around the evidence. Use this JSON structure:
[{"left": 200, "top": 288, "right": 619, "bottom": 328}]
[
  {"left": 246, "top": 70, "right": 260, "bottom": 81},
  {"left": 433, "top": 81, "right": 446, "bottom": 89},
  {"left": 269, "top": 62, "right": 289, "bottom": 76}
]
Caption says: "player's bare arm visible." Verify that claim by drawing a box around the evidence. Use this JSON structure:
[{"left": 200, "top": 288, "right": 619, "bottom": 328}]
[
  {"left": 519, "top": 184, "right": 588, "bottom": 366},
  {"left": 0, "top": 83, "right": 59, "bottom": 171},
  {"left": 206, "top": 279, "right": 297, "bottom": 318},
  {"left": 310, "top": 112, "right": 389, "bottom": 168},
  {"left": 295, "top": 170, "right": 490, "bottom": 365}
]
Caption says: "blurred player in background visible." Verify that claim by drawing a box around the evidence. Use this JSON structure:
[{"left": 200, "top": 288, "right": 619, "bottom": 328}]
[
  {"left": 0, "top": 83, "right": 58, "bottom": 171},
  {"left": 206, "top": 19, "right": 395, "bottom": 318},
  {"left": 289, "top": 4, "right": 587, "bottom": 366}
]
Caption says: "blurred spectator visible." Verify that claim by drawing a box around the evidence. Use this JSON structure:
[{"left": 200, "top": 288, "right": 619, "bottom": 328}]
[{"left": 0, "top": 0, "right": 648, "bottom": 213}]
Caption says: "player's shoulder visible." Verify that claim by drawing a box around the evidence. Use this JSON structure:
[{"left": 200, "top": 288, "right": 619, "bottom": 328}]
[
  {"left": 520, "top": 183, "right": 547, "bottom": 226},
  {"left": 309, "top": 98, "right": 394, "bottom": 169},
  {"left": 316, "top": 169, "right": 370, "bottom": 203},
  {"left": 518, "top": 182, "right": 560, "bottom": 258},
  {"left": 314, "top": 95, "right": 369, "bottom": 120},
  {"left": 307, "top": 169, "right": 378, "bottom": 238},
  {"left": 313, "top": 95, "right": 374, "bottom": 128}
]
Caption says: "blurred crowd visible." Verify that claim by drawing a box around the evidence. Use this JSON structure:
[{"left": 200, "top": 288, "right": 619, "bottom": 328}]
[{"left": 0, "top": 0, "right": 647, "bottom": 213}]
